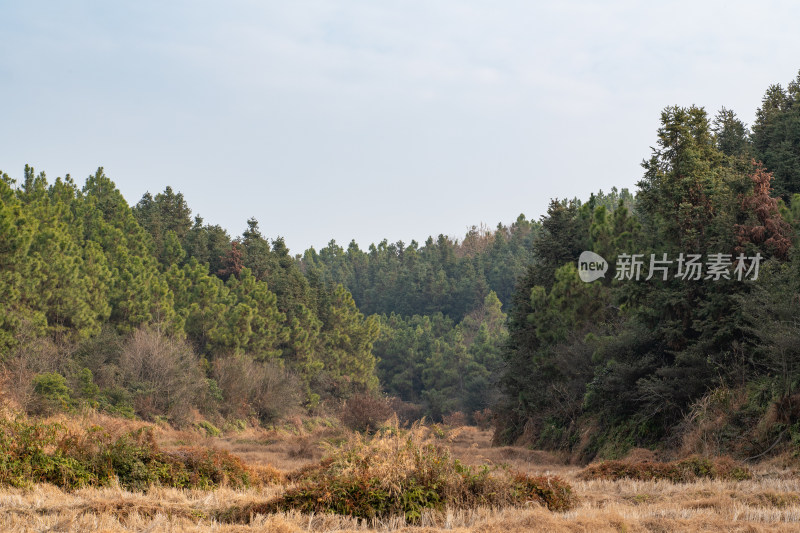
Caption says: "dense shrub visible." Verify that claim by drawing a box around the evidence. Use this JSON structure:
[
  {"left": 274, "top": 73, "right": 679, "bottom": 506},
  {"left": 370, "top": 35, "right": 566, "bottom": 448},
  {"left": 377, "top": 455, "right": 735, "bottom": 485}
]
[
  {"left": 31, "top": 372, "right": 72, "bottom": 414},
  {"left": 2, "top": 334, "right": 69, "bottom": 412},
  {"left": 213, "top": 354, "right": 301, "bottom": 423},
  {"left": 441, "top": 411, "right": 468, "bottom": 427},
  {"left": 579, "top": 455, "right": 752, "bottom": 483},
  {"left": 73, "top": 326, "right": 125, "bottom": 389},
  {"left": 95, "top": 385, "right": 136, "bottom": 418},
  {"left": 222, "top": 420, "right": 576, "bottom": 523},
  {"left": 3, "top": 326, "right": 304, "bottom": 425},
  {"left": 339, "top": 392, "right": 394, "bottom": 432},
  {"left": 0, "top": 417, "right": 263, "bottom": 491},
  {"left": 472, "top": 408, "right": 494, "bottom": 430},
  {"left": 119, "top": 328, "right": 205, "bottom": 424},
  {"left": 387, "top": 397, "right": 425, "bottom": 425}
]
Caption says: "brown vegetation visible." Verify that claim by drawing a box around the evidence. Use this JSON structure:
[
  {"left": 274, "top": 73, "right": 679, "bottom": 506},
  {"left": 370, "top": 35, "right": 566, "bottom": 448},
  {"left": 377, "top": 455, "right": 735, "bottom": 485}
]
[
  {"left": 338, "top": 392, "right": 394, "bottom": 433},
  {"left": 213, "top": 354, "right": 302, "bottom": 424},
  {"left": 223, "top": 420, "right": 575, "bottom": 523},
  {"left": 2, "top": 414, "right": 800, "bottom": 531},
  {"left": 579, "top": 455, "right": 752, "bottom": 483}
]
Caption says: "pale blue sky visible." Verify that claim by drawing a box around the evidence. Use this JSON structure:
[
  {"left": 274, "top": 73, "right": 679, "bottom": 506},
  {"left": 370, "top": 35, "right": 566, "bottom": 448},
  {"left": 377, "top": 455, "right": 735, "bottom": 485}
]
[{"left": 2, "top": 1, "right": 800, "bottom": 252}]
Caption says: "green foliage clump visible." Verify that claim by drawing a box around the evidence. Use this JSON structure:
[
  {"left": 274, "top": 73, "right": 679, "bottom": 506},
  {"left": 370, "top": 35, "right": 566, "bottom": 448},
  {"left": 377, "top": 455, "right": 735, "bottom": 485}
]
[
  {"left": 196, "top": 420, "right": 221, "bottom": 437},
  {"left": 31, "top": 372, "right": 72, "bottom": 413},
  {"left": 0, "top": 417, "right": 93, "bottom": 489},
  {"left": 0, "top": 417, "right": 255, "bottom": 491}
]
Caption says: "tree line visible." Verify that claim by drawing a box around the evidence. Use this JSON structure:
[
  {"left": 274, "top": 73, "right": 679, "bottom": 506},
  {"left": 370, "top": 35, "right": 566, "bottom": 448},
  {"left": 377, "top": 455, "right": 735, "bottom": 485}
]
[
  {"left": 495, "top": 71, "right": 800, "bottom": 459},
  {"left": 2, "top": 69, "right": 799, "bottom": 459},
  {"left": 0, "top": 170, "right": 379, "bottom": 422}
]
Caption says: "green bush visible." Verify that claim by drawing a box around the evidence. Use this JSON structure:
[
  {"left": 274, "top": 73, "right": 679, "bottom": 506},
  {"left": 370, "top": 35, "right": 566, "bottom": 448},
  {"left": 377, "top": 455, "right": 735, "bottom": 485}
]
[
  {"left": 76, "top": 368, "right": 101, "bottom": 401},
  {"left": 0, "top": 417, "right": 256, "bottom": 491},
  {"left": 96, "top": 386, "right": 136, "bottom": 418},
  {"left": 196, "top": 420, "right": 221, "bottom": 437},
  {"left": 31, "top": 372, "right": 72, "bottom": 414}
]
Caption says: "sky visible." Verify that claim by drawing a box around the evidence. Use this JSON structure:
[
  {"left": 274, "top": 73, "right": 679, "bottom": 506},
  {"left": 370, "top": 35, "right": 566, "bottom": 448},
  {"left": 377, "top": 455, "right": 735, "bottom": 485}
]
[{"left": 2, "top": 1, "right": 800, "bottom": 253}]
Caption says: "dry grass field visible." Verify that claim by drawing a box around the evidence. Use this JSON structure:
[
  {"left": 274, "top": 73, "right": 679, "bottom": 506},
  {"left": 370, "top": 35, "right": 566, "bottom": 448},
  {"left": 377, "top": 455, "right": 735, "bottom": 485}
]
[{"left": 2, "top": 414, "right": 800, "bottom": 532}]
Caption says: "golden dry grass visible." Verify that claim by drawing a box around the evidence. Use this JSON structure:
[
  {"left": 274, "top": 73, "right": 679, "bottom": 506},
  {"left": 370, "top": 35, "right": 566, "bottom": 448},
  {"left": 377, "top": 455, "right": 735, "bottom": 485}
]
[
  {"left": 243, "top": 420, "right": 575, "bottom": 521},
  {"left": 2, "top": 419, "right": 800, "bottom": 532}
]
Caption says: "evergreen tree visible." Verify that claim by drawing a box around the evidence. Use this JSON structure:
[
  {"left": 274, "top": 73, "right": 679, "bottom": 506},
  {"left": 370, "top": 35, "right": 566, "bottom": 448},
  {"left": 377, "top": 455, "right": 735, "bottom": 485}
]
[
  {"left": 319, "top": 285, "right": 380, "bottom": 395},
  {"left": 752, "top": 72, "right": 800, "bottom": 197}
]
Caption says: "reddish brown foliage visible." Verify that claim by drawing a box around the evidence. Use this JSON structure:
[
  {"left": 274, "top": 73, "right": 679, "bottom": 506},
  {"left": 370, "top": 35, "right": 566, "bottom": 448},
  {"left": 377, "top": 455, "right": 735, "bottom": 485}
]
[
  {"left": 735, "top": 161, "right": 793, "bottom": 260},
  {"left": 473, "top": 408, "right": 495, "bottom": 430},
  {"left": 339, "top": 393, "right": 394, "bottom": 433},
  {"left": 387, "top": 397, "right": 424, "bottom": 424},
  {"left": 217, "top": 241, "right": 244, "bottom": 280},
  {"left": 442, "top": 411, "right": 468, "bottom": 427}
]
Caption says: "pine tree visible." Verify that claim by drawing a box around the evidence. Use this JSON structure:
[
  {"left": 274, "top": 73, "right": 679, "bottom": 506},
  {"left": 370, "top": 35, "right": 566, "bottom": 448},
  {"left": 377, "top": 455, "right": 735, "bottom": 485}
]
[
  {"left": 752, "top": 72, "right": 800, "bottom": 197},
  {"left": 0, "top": 172, "right": 44, "bottom": 351},
  {"left": 226, "top": 268, "right": 288, "bottom": 360},
  {"left": 320, "top": 285, "right": 380, "bottom": 395}
]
